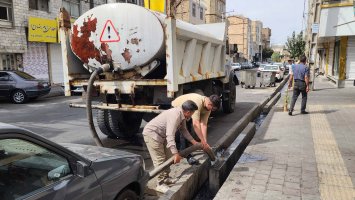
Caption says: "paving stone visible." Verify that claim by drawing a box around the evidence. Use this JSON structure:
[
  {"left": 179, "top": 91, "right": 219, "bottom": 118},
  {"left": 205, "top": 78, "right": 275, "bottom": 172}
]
[
  {"left": 285, "top": 175, "right": 301, "bottom": 183},
  {"left": 245, "top": 191, "right": 264, "bottom": 200},
  {"left": 254, "top": 174, "right": 269, "bottom": 181},
  {"left": 267, "top": 183, "right": 283, "bottom": 191},
  {"left": 282, "top": 187, "right": 301, "bottom": 197},
  {"left": 284, "top": 181, "right": 300, "bottom": 190},
  {"left": 301, "top": 187, "right": 319, "bottom": 195},
  {"left": 252, "top": 178, "right": 268, "bottom": 186},
  {"left": 268, "top": 178, "right": 284, "bottom": 185}
]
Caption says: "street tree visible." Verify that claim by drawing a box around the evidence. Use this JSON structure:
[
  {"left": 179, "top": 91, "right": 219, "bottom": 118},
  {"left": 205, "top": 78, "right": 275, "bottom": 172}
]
[
  {"left": 285, "top": 31, "right": 306, "bottom": 59},
  {"left": 262, "top": 48, "right": 274, "bottom": 61},
  {"left": 271, "top": 52, "right": 282, "bottom": 62}
]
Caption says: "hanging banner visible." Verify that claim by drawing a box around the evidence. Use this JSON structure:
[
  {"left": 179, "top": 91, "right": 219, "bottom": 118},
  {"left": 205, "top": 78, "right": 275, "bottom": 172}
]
[{"left": 28, "top": 17, "right": 58, "bottom": 43}]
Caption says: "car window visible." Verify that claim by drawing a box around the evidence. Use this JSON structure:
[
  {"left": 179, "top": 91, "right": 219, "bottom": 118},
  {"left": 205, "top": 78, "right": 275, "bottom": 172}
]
[
  {"left": 0, "top": 138, "right": 72, "bottom": 199},
  {"left": 0, "top": 72, "right": 10, "bottom": 81},
  {"left": 13, "top": 71, "right": 36, "bottom": 80}
]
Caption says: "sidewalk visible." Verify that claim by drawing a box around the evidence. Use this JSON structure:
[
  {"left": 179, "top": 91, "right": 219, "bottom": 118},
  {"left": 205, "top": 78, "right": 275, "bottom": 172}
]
[{"left": 214, "top": 76, "right": 355, "bottom": 200}]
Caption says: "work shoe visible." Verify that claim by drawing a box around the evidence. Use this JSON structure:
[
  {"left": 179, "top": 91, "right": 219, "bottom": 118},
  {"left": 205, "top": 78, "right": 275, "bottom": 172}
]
[
  {"left": 288, "top": 110, "right": 292, "bottom": 116},
  {"left": 156, "top": 183, "right": 170, "bottom": 193},
  {"left": 301, "top": 111, "right": 309, "bottom": 114},
  {"left": 187, "top": 157, "right": 199, "bottom": 165},
  {"left": 163, "top": 177, "right": 178, "bottom": 185}
]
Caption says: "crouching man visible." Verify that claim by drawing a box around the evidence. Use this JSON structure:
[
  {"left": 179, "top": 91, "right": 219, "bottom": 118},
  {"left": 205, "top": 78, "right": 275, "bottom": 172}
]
[{"left": 143, "top": 100, "right": 199, "bottom": 193}]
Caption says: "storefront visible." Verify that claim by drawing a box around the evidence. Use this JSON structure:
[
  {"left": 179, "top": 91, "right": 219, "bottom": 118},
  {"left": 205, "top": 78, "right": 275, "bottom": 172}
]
[{"left": 23, "top": 16, "right": 64, "bottom": 83}]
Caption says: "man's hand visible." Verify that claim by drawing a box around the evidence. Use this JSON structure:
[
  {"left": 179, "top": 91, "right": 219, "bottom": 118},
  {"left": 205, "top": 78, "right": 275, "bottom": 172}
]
[
  {"left": 174, "top": 153, "right": 182, "bottom": 164},
  {"left": 201, "top": 140, "right": 211, "bottom": 151},
  {"left": 306, "top": 86, "right": 310, "bottom": 93}
]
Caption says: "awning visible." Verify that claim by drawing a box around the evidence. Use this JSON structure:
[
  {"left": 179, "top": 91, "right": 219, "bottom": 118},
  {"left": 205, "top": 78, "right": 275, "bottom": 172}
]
[{"left": 319, "top": 6, "right": 355, "bottom": 37}]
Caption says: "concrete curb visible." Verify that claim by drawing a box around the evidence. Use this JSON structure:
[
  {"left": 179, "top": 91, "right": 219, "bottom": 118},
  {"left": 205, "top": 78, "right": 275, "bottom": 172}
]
[
  {"left": 209, "top": 122, "right": 256, "bottom": 194},
  {"left": 157, "top": 76, "right": 290, "bottom": 200}
]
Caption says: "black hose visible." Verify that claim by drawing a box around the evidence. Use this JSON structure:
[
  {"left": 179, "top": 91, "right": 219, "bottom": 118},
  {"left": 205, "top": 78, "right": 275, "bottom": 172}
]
[{"left": 86, "top": 64, "right": 111, "bottom": 147}]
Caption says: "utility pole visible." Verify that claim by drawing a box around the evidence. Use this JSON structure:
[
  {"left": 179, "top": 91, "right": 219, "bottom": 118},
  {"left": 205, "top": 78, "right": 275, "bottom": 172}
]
[{"left": 90, "top": 0, "right": 94, "bottom": 9}]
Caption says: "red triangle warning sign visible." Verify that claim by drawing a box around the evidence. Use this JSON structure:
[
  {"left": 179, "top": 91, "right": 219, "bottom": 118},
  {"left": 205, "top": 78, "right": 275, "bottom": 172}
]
[{"left": 100, "top": 20, "right": 120, "bottom": 42}]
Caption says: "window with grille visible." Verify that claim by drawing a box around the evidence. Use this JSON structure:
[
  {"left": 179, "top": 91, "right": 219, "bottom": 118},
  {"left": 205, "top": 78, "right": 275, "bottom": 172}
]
[
  {"left": 29, "top": 0, "right": 49, "bottom": 12},
  {"left": 0, "top": 0, "right": 13, "bottom": 21},
  {"left": 192, "top": 3, "right": 196, "bottom": 17},
  {"left": 199, "top": 7, "right": 203, "bottom": 20},
  {"left": 63, "top": 0, "right": 80, "bottom": 18}
]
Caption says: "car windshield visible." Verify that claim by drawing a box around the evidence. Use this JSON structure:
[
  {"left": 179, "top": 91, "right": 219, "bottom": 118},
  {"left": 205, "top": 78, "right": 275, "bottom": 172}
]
[
  {"left": 264, "top": 65, "right": 279, "bottom": 70},
  {"left": 231, "top": 63, "right": 239, "bottom": 66},
  {"left": 14, "top": 71, "right": 36, "bottom": 80}
]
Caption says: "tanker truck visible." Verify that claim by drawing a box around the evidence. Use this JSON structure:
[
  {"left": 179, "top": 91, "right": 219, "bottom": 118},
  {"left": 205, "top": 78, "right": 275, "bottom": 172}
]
[{"left": 59, "top": 3, "right": 237, "bottom": 141}]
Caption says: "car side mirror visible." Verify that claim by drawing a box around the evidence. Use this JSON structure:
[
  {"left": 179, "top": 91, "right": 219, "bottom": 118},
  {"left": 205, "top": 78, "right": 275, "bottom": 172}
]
[{"left": 76, "top": 161, "right": 89, "bottom": 178}]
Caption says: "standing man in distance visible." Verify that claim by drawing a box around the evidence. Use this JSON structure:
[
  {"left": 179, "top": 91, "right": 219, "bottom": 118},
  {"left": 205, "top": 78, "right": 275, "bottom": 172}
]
[
  {"left": 172, "top": 93, "right": 220, "bottom": 165},
  {"left": 142, "top": 100, "right": 199, "bottom": 193},
  {"left": 288, "top": 55, "right": 310, "bottom": 116}
]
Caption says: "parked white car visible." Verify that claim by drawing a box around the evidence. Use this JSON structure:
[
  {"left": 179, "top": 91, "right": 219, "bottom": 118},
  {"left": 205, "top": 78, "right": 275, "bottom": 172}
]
[{"left": 261, "top": 65, "right": 285, "bottom": 81}]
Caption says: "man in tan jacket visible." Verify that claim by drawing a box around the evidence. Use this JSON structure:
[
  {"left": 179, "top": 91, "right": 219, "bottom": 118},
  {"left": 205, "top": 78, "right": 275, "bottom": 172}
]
[
  {"left": 143, "top": 100, "right": 199, "bottom": 193},
  {"left": 172, "top": 93, "right": 220, "bottom": 165}
]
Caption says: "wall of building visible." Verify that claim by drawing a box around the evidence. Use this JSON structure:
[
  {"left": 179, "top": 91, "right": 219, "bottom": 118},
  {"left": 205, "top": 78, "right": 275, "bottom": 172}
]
[
  {"left": 228, "top": 15, "right": 252, "bottom": 61},
  {"left": 205, "top": 0, "right": 225, "bottom": 23},
  {"left": 262, "top": 27, "right": 271, "bottom": 49}
]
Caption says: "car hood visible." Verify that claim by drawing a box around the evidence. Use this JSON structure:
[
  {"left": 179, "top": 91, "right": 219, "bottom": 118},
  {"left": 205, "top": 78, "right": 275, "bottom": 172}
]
[{"left": 60, "top": 143, "right": 140, "bottom": 162}]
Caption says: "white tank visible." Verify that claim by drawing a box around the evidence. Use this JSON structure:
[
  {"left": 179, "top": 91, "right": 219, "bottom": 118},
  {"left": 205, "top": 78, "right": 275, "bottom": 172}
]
[{"left": 70, "top": 3, "right": 165, "bottom": 71}]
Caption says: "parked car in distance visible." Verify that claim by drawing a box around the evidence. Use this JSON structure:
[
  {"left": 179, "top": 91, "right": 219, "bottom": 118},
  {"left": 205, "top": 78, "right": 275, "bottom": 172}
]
[
  {"left": 261, "top": 65, "right": 285, "bottom": 81},
  {"left": 0, "top": 123, "right": 149, "bottom": 200},
  {"left": 231, "top": 63, "right": 241, "bottom": 71},
  {"left": 241, "top": 62, "right": 253, "bottom": 69},
  {"left": 0, "top": 70, "right": 51, "bottom": 104}
]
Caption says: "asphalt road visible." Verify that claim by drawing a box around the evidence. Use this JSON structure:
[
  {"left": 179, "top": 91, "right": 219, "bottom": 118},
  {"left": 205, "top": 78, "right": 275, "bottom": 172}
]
[{"left": 0, "top": 71, "right": 279, "bottom": 170}]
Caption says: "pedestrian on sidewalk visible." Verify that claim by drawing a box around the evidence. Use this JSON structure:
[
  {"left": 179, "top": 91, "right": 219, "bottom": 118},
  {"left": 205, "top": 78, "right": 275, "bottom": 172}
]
[
  {"left": 288, "top": 55, "right": 310, "bottom": 116},
  {"left": 142, "top": 100, "right": 199, "bottom": 193},
  {"left": 172, "top": 93, "right": 220, "bottom": 165}
]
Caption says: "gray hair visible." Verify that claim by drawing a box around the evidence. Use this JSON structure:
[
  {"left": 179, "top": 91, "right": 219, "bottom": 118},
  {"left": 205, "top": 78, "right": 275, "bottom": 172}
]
[{"left": 182, "top": 100, "right": 198, "bottom": 112}]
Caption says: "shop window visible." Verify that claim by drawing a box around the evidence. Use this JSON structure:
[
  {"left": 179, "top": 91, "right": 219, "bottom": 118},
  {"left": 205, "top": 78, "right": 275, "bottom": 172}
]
[
  {"left": 199, "top": 7, "right": 203, "bottom": 20},
  {"left": 63, "top": 0, "right": 80, "bottom": 18},
  {"left": 29, "top": 0, "right": 49, "bottom": 12},
  {"left": 0, "top": 0, "right": 13, "bottom": 22},
  {"left": 1, "top": 54, "right": 17, "bottom": 71},
  {"left": 192, "top": 3, "right": 196, "bottom": 17}
]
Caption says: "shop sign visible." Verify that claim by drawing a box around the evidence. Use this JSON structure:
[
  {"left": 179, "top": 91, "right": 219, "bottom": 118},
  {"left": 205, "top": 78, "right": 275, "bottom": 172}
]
[{"left": 28, "top": 17, "right": 57, "bottom": 43}]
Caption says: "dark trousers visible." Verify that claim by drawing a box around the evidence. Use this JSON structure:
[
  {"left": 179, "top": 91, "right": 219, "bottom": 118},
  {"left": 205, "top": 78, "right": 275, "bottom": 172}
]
[
  {"left": 289, "top": 81, "right": 308, "bottom": 112},
  {"left": 175, "top": 120, "right": 200, "bottom": 151}
]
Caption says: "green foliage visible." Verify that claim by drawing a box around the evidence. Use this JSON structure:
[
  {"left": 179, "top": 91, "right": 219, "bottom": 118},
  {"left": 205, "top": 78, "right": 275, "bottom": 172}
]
[
  {"left": 285, "top": 31, "right": 306, "bottom": 59},
  {"left": 262, "top": 48, "right": 274, "bottom": 61},
  {"left": 271, "top": 52, "right": 282, "bottom": 62}
]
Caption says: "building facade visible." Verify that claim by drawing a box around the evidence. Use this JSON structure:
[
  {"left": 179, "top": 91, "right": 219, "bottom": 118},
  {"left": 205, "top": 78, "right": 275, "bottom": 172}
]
[
  {"left": 251, "top": 20, "right": 263, "bottom": 62},
  {"left": 175, "top": 0, "right": 206, "bottom": 24},
  {"left": 262, "top": 27, "right": 271, "bottom": 49},
  {"left": 227, "top": 15, "right": 252, "bottom": 62},
  {"left": 307, "top": 0, "right": 355, "bottom": 88},
  {"left": 205, "top": 0, "right": 225, "bottom": 23}
]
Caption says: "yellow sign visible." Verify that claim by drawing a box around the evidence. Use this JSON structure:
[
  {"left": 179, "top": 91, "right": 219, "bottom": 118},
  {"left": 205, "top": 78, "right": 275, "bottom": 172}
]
[
  {"left": 144, "top": 0, "right": 165, "bottom": 13},
  {"left": 28, "top": 17, "right": 58, "bottom": 43}
]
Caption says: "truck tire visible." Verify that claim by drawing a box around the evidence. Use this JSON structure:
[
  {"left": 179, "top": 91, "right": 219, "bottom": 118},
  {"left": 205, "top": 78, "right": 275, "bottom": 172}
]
[
  {"left": 222, "top": 72, "right": 236, "bottom": 113},
  {"left": 97, "top": 110, "right": 117, "bottom": 138},
  {"left": 108, "top": 111, "right": 143, "bottom": 138}
]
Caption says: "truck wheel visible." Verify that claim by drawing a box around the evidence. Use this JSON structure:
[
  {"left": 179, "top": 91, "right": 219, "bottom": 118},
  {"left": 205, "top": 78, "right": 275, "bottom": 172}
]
[
  {"left": 222, "top": 73, "right": 236, "bottom": 113},
  {"left": 108, "top": 111, "right": 143, "bottom": 138},
  {"left": 97, "top": 110, "right": 117, "bottom": 138}
]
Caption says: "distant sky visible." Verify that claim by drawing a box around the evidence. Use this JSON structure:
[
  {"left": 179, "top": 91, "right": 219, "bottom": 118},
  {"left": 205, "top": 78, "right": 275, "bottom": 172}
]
[{"left": 226, "top": 0, "right": 307, "bottom": 45}]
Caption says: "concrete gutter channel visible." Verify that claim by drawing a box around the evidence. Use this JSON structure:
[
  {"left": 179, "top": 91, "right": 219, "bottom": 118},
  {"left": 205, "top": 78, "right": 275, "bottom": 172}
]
[{"left": 158, "top": 75, "right": 290, "bottom": 200}]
